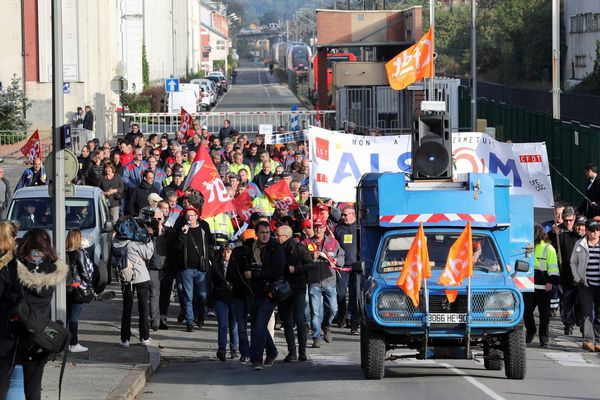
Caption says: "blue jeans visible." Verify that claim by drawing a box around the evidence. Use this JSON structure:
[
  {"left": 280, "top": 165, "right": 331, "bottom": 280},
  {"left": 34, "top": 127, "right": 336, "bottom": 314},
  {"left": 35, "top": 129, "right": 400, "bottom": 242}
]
[
  {"left": 214, "top": 299, "right": 239, "bottom": 352},
  {"left": 249, "top": 296, "right": 277, "bottom": 363},
  {"left": 179, "top": 268, "right": 207, "bottom": 325},
  {"left": 309, "top": 284, "right": 338, "bottom": 339},
  {"left": 67, "top": 293, "right": 84, "bottom": 346},
  {"left": 231, "top": 297, "right": 250, "bottom": 358}
]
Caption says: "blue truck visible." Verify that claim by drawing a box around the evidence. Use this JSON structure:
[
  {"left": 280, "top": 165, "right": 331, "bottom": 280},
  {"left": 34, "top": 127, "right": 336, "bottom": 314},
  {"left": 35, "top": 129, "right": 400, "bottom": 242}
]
[{"left": 356, "top": 172, "right": 534, "bottom": 380}]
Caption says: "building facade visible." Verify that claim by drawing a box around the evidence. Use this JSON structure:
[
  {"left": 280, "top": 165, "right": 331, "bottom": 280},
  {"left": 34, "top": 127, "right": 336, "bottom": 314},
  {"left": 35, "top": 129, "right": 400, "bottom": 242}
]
[{"left": 564, "top": 0, "right": 600, "bottom": 87}]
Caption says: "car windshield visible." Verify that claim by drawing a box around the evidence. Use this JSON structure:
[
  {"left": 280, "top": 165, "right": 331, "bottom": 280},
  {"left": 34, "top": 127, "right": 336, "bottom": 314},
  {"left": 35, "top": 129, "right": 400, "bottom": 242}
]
[
  {"left": 378, "top": 233, "right": 502, "bottom": 273},
  {"left": 9, "top": 197, "right": 96, "bottom": 231}
]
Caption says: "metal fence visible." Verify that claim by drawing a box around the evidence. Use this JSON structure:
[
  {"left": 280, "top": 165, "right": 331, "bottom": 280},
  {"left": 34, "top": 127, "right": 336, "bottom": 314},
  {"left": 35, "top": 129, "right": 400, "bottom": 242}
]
[
  {"left": 461, "top": 91, "right": 600, "bottom": 205},
  {"left": 123, "top": 110, "right": 336, "bottom": 136},
  {"left": 336, "top": 78, "right": 461, "bottom": 134}
]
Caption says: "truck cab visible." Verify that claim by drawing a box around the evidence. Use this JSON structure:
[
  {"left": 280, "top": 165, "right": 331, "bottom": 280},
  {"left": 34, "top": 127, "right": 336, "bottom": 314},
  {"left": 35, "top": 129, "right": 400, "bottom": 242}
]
[{"left": 356, "top": 172, "right": 534, "bottom": 380}]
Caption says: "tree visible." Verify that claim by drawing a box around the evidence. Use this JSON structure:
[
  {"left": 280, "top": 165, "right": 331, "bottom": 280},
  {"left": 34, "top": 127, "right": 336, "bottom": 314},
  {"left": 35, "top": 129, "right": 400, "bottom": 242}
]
[
  {"left": 142, "top": 42, "right": 150, "bottom": 90},
  {"left": 259, "top": 11, "right": 279, "bottom": 26},
  {"left": 0, "top": 75, "right": 31, "bottom": 132}
]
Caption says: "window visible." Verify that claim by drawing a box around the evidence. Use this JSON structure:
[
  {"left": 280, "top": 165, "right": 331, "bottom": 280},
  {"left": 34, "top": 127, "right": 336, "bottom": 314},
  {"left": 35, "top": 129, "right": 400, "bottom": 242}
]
[
  {"left": 216, "top": 40, "right": 225, "bottom": 50},
  {"left": 575, "top": 55, "right": 587, "bottom": 68},
  {"left": 378, "top": 233, "right": 502, "bottom": 274},
  {"left": 9, "top": 197, "right": 96, "bottom": 231}
]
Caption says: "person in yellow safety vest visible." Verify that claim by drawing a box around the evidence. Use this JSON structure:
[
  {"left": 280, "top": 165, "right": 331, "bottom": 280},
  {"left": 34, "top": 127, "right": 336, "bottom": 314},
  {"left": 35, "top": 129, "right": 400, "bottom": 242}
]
[
  {"left": 204, "top": 213, "right": 235, "bottom": 248},
  {"left": 253, "top": 150, "right": 280, "bottom": 177},
  {"left": 524, "top": 224, "right": 560, "bottom": 348},
  {"left": 252, "top": 194, "right": 275, "bottom": 217},
  {"left": 230, "top": 153, "right": 251, "bottom": 176}
]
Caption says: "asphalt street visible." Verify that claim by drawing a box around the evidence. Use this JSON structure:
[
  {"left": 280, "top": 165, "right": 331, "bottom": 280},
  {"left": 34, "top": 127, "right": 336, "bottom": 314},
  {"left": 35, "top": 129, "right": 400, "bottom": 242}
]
[
  {"left": 139, "top": 313, "right": 600, "bottom": 400},
  {"left": 215, "top": 61, "right": 304, "bottom": 112}
]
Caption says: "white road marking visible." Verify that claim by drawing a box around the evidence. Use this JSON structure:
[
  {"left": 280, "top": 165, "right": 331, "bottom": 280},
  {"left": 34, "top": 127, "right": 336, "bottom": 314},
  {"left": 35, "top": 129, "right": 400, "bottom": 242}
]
[
  {"left": 439, "top": 362, "right": 507, "bottom": 400},
  {"left": 311, "top": 354, "right": 357, "bottom": 366},
  {"left": 543, "top": 352, "right": 600, "bottom": 367}
]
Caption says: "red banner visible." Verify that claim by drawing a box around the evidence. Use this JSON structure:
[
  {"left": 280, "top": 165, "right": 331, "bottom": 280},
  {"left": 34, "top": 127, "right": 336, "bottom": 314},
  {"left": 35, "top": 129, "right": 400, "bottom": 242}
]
[
  {"left": 179, "top": 108, "right": 194, "bottom": 139},
  {"left": 232, "top": 189, "right": 259, "bottom": 221},
  {"left": 264, "top": 179, "right": 298, "bottom": 211},
  {"left": 186, "top": 144, "right": 234, "bottom": 218},
  {"left": 20, "top": 130, "right": 42, "bottom": 162}
]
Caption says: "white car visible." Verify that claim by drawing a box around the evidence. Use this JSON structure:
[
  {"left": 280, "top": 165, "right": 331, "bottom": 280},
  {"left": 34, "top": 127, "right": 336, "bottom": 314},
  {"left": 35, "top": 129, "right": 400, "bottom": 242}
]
[{"left": 191, "top": 79, "right": 219, "bottom": 108}]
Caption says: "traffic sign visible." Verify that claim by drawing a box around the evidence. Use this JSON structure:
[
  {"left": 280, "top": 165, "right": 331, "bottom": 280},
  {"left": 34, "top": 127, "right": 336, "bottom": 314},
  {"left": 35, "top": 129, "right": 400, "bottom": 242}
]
[
  {"left": 44, "top": 149, "right": 79, "bottom": 183},
  {"left": 111, "top": 76, "right": 128, "bottom": 94},
  {"left": 63, "top": 82, "right": 70, "bottom": 94},
  {"left": 165, "top": 78, "right": 180, "bottom": 92}
]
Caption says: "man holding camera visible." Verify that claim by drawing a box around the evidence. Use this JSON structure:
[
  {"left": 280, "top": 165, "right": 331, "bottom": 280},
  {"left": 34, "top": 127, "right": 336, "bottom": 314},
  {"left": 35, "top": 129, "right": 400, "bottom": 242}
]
[
  {"left": 244, "top": 221, "right": 285, "bottom": 370},
  {"left": 147, "top": 209, "right": 174, "bottom": 331},
  {"left": 176, "top": 206, "right": 214, "bottom": 332}
]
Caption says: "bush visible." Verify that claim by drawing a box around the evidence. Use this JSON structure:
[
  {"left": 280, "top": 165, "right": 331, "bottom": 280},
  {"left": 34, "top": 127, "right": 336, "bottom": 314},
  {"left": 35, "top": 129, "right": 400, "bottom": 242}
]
[
  {"left": 124, "top": 94, "right": 152, "bottom": 113},
  {"left": 0, "top": 75, "right": 31, "bottom": 132}
]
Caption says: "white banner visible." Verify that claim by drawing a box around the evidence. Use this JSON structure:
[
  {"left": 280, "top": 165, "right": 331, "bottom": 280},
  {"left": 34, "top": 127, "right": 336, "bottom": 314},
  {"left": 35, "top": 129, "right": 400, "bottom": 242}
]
[{"left": 307, "top": 127, "right": 553, "bottom": 208}]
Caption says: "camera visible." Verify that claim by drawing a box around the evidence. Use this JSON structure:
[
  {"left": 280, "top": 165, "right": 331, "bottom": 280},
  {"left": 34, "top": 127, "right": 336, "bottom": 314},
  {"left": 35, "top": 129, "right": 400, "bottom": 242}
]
[{"left": 136, "top": 209, "right": 160, "bottom": 237}]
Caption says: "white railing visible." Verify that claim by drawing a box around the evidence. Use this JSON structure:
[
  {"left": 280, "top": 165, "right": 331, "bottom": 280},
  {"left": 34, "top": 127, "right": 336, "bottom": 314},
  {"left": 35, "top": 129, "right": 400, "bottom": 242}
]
[{"left": 123, "top": 110, "right": 336, "bottom": 135}]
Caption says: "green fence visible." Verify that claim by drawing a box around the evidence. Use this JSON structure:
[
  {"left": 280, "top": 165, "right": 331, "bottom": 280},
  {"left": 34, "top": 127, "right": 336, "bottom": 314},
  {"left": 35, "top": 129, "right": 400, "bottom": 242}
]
[{"left": 459, "top": 86, "right": 600, "bottom": 207}]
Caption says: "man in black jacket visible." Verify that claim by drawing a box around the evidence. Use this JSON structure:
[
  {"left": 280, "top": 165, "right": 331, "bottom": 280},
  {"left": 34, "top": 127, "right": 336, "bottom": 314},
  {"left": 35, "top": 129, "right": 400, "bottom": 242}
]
[
  {"left": 276, "top": 225, "right": 314, "bottom": 362},
  {"left": 578, "top": 164, "right": 600, "bottom": 218},
  {"left": 559, "top": 215, "right": 586, "bottom": 335},
  {"left": 126, "top": 170, "right": 159, "bottom": 216},
  {"left": 252, "top": 160, "right": 273, "bottom": 192},
  {"left": 334, "top": 205, "right": 360, "bottom": 334},
  {"left": 83, "top": 105, "right": 94, "bottom": 131},
  {"left": 147, "top": 209, "right": 173, "bottom": 331},
  {"left": 244, "top": 221, "right": 285, "bottom": 370}
]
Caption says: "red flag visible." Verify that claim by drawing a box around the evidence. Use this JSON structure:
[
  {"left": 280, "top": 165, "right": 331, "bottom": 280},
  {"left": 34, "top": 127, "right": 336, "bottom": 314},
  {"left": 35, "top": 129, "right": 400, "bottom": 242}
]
[
  {"left": 263, "top": 179, "right": 299, "bottom": 211},
  {"left": 438, "top": 222, "right": 474, "bottom": 302},
  {"left": 179, "top": 108, "right": 194, "bottom": 139},
  {"left": 397, "top": 223, "right": 431, "bottom": 307},
  {"left": 186, "top": 145, "right": 234, "bottom": 218},
  {"left": 21, "top": 130, "right": 42, "bottom": 162},
  {"left": 232, "top": 189, "right": 258, "bottom": 222}
]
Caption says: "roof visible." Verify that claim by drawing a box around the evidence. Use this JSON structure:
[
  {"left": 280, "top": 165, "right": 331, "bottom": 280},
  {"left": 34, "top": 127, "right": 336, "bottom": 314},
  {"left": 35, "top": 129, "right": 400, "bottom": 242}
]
[{"left": 12, "top": 185, "right": 103, "bottom": 199}]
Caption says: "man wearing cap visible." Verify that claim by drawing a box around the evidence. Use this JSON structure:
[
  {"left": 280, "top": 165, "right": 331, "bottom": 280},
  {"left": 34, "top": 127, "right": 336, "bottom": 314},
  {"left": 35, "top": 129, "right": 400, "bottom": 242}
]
[
  {"left": 559, "top": 215, "right": 586, "bottom": 335},
  {"left": 176, "top": 205, "right": 214, "bottom": 331},
  {"left": 524, "top": 225, "right": 560, "bottom": 348},
  {"left": 127, "top": 170, "right": 160, "bottom": 216},
  {"left": 139, "top": 193, "right": 163, "bottom": 217},
  {"left": 303, "top": 217, "right": 345, "bottom": 348},
  {"left": 571, "top": 218, "right": 600, "bottom": 351},
  {"left": 161, "top": 164, "right": 185, "bottom": 199}
]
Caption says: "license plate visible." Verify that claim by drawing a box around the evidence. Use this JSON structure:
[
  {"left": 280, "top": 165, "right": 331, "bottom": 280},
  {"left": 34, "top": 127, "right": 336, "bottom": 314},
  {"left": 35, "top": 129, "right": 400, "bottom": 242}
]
[{"left": 430, "top": 313, "right": 467, "bottom": 324}]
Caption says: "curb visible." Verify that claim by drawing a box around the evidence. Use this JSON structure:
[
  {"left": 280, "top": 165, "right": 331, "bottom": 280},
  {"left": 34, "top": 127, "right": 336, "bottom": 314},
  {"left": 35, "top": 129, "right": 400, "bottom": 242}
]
[{"left": 106, "top": 344, "right": 161, "bottom": 400}]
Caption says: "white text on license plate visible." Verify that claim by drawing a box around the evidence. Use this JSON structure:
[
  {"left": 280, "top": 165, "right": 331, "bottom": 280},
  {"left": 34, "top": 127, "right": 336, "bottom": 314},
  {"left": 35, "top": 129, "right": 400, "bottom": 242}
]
[{"left": 430, "top": 313, "right": 467, "bottom": 324}]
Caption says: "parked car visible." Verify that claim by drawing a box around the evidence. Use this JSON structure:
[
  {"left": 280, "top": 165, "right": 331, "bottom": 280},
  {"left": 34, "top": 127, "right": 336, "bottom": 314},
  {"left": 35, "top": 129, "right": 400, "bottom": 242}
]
[
  {"left": 207, "top": 71, "right": 228, "bottom": 92},
  {"left": 5, "top": 185, "right": 113, "bottom": 291},
  {"left": 205, "top": 75, "right": 224, "bottom": 95},
  {"left": 191, "top": 79, "right": 218, "bottom": 106}
]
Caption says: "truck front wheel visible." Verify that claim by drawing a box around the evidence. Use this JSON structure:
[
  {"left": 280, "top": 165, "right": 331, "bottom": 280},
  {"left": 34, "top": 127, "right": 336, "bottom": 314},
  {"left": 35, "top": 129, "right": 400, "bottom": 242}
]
[
  {"left": 362, "top": 327, "right": 386, "bottom": 380},
  {"left": 503, "top": 326, "right": 526, "bottom": 379}
]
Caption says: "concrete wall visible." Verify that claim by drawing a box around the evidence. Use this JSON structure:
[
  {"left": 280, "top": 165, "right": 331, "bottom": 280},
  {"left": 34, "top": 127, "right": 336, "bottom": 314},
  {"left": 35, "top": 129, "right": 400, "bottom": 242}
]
[
  {"left": 564, "top": 0, "right": 600, "bottom": 85},
  {"left": 0, "top": 1, "right": 24, "bottom": 93}
]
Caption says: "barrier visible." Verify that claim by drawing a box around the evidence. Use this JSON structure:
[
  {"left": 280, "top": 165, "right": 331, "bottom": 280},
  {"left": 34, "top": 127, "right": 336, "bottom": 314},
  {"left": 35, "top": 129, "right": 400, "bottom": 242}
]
[{"left": 123, "top": 110, "right": 336, "bottom": 136}]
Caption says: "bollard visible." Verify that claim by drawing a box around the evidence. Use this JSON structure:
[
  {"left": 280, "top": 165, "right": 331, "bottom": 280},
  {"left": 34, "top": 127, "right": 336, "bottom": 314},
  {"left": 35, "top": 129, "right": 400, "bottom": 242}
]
[{"left": 6, "top": 365, "right": 25, "bottom": 400}]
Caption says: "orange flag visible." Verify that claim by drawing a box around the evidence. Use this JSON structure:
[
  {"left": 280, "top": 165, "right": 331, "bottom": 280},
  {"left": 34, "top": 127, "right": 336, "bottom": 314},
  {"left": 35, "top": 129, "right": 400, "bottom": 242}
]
[
  {"left": 397, "top": 223, "right": 431, "bottom": 307},
  {"left": 438, "top": 222, "right": 473, "bottom": 302},
  {"left": 385, "top": 28, "right": 433, "bottom": 91}
]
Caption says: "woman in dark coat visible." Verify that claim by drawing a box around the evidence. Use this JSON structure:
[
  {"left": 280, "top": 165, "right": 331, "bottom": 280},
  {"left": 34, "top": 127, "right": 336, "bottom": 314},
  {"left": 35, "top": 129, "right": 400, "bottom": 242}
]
[{"left": 0, "top": 226, "right": 67, "bottom": 400}]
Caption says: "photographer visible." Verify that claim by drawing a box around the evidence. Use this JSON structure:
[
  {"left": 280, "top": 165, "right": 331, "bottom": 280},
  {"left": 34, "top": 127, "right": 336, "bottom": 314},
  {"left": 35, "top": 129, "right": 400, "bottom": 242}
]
[
  {"left": 113, "top": 217, "right": 155, "bottom": 347},
  {"left": 244, "top": 221, "right": 285, "bottom": 370},
  {"left": 176, "top": 206, "right": 214, "bottom": 332},
  {"left": 146, "top": 209, "right": 173, "bottom": 331}
]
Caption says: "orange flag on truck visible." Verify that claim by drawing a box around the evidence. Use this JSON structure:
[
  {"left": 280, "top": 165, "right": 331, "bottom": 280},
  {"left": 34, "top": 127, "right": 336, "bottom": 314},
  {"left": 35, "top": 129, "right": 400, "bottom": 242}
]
[
  {"left": 397, "top": 223, "right": 431, "bottom": 307},
  {"left": 438, "top": 222, "right": 473, "bottom": 302},
  {"left": 385, "top": 28, "right": 433, "bottom": 91}
]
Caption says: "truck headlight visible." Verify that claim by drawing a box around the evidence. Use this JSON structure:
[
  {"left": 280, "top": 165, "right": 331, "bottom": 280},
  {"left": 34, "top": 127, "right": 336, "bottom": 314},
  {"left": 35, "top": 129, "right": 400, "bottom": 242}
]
[
  {"left": 377, "top": 292, "right": 409, "bottom": 318},
  {"left": 483, "top": 292, "right": 515, "bottom": 318}
]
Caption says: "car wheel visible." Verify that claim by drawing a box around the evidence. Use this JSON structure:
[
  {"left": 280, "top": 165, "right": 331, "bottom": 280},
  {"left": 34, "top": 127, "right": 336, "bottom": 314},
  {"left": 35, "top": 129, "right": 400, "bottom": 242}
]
[{"left": 504, "top": 326, "right": 526, "bottom": 379}]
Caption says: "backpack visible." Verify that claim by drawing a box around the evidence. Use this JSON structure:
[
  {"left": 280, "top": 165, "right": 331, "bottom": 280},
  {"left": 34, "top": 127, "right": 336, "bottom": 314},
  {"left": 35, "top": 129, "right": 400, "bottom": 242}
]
[{"left": 111, "top": 242, "right": 135, "bottom": 284}]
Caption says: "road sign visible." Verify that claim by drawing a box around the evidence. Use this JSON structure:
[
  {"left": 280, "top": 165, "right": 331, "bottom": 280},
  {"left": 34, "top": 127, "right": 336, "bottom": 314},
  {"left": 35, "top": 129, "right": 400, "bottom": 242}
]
[
  {"left": 165, "top": 78, "right": 180, "bottom": 92},
  {"left": 111, "top": 76, "right": 128, "bottom": 94},
  {"left": 63, "top": 82, "right": 70, "bottom": 94},
  {"left": 290, "top": 105, "right": 299, "bottom": 131},
  {"left": 62, "top": 124, "right": 71, "bottom": 149},
  {"left": 44, "top": 149, "right": 79, "bottom": 183}
]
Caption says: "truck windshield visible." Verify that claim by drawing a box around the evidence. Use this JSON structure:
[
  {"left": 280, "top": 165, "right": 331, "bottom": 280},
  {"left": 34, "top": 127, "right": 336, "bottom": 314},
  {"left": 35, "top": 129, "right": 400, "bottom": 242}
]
[
  {"left": 378, "top": 233, "right": 502, "bottom": 274},
  {"left": 9, "top": 197, "right": 96, "bottom": 231}
]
